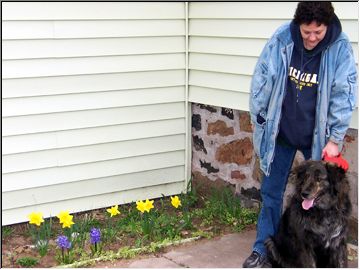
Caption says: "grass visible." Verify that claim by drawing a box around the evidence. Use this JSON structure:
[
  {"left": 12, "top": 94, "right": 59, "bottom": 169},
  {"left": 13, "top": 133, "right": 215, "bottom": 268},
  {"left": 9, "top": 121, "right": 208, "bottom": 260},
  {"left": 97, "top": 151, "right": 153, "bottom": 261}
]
[
  {"left": 191, "top": 185, "right": 258, "bottom": 232},
  {"left": 16, "top": 256, "right": 39, "bottom": 267},
  {"left": 2, "top": 226, "right": 14, "bottom": 239}
]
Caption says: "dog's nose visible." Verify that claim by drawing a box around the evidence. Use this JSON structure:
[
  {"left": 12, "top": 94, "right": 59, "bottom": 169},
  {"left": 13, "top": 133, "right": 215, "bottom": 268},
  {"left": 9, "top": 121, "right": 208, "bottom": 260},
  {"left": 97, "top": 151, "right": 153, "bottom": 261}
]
[{"left": 301, "top": 191, "right": 310, "bottom": 198}]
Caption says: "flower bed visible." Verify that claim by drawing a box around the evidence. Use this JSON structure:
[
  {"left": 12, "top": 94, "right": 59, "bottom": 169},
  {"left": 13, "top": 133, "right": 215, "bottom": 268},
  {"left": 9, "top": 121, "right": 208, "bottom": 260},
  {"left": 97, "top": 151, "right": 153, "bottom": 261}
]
[{"left": 2, "top": 182, "right": 259, "bottom": 268}]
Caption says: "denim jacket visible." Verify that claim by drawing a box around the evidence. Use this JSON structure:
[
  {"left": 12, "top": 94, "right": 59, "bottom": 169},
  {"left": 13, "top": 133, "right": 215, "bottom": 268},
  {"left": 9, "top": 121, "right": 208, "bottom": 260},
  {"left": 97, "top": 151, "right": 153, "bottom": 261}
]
[{"left": 249, "top": 23, "right": 357, "bottom": 176}]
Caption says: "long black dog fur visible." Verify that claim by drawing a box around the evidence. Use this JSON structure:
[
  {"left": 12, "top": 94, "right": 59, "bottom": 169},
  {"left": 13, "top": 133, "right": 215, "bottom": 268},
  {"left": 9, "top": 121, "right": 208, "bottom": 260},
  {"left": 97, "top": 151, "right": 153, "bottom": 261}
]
[{"left": 265, "top": 160, "right": 352, "bottom": 268}]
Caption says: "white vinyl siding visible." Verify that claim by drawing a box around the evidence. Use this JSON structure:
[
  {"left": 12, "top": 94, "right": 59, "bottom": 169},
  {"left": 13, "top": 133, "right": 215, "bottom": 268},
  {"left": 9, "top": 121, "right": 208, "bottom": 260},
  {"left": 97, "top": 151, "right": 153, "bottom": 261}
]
[
  {"left": 2, "top": 2, "right": 187, "bottom": 225},
  {"left": 188, "top": 2, "right": 358, "bottom": 129}
]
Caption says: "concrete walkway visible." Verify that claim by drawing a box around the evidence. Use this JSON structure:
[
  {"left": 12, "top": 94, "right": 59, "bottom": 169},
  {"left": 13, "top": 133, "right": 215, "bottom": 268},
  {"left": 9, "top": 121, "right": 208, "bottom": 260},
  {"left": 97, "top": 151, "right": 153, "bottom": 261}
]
[{"left": 93, "top": 229, "right": 358, "bottom": 268}]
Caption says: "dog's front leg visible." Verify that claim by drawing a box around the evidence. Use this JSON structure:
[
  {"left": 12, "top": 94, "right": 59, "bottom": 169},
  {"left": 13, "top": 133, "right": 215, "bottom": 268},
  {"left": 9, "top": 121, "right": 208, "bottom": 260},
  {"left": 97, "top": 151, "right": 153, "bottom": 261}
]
[
  {"left": 298, "top": 249, "right": 316, "bottom": 268},
  {"left": 327, "top": 240, "right": 348, "bottom": 268},
  {"left": 264, "top": 237, "right": 280, "bottom": 266}
]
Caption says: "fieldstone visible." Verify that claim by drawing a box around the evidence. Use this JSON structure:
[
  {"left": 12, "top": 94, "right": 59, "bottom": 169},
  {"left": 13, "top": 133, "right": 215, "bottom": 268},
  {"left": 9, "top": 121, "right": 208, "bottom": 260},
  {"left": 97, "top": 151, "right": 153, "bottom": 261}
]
[
  {"left": 207, "top": 120, "right": 234, "bottom": 136},
  {"left": 192, "top": 171, "right": 235, "bottom": 197},
  {"left": 231, "top": 170, "right": 246, "bottom": 180},
  {"left": 192, "top": 114, "right": 202, "bottom": 131},
  {"left": 193, "top": 135, "right": 207, "bottom": 154},
  {"left": 342, "top": 129, "right": 358, "bottom": 173},
  {"left": 221, "top": 108, "right": 234, "bottom": 119},
  {"left": 198, "top": 104, "right": 217, "bottom": 113},
  {"left": 236, "top": 193, "right": 261, "bottom": 209},
  {"left": 345, "top": 134, "right": 356, "bottom": 143},
  {"left": 215, "top": 138, "right": 253, "bottom": 165},
  {"left": 240, "top": 187, "right": 261, "bottom": 202},
  {"left": 252, "top": 157, "right": 263, "bottom": 183},
  {"left": 239, "top": 112, "right": 252, "bottom": 132},
  {"left": 200, "top": 160, "right": 220, "bottom": 174}
]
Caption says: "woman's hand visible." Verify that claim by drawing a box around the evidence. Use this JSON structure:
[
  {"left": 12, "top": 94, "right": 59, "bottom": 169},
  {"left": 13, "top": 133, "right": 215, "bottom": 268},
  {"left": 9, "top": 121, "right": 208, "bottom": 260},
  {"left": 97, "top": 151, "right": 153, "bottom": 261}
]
[{"left": 322, "top": 140, "right": 339, "bottom": 158}]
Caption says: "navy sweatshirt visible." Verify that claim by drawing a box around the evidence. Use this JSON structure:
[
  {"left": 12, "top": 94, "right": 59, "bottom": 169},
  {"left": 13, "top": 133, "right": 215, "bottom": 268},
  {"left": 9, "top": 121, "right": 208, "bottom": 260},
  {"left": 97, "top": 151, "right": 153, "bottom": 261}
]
[{"left": 278, "top": 16, "right": 342, "bottom": 149}]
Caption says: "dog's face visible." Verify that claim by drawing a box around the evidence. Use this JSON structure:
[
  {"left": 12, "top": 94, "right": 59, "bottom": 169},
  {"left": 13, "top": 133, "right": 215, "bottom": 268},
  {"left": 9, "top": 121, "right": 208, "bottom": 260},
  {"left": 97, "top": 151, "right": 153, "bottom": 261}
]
[{"left": 291, "top": 160, "right": 347, "bottom": 210}]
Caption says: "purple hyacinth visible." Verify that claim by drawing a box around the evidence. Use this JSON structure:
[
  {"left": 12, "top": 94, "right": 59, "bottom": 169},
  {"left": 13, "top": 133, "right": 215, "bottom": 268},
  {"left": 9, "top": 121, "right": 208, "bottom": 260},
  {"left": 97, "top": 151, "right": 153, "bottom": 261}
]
[
  {"left": 89, "top": 228, "right": 101, "bottom": 244},
  {"left": 56, "top": 235, "right": 71, "bottom": 249}
]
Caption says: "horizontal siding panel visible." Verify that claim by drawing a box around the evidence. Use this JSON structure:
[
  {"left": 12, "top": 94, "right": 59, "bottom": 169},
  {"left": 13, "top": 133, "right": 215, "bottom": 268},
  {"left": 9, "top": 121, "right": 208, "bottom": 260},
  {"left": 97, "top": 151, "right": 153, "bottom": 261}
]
[
  {"left": 3, "top": 53, "right": 185, "bottom": 79},
  {"left": 190, "top": 20, "right": 358, "bottom": 42},
  {"left": 3, "top": 87, "right": 185, "bottom": 116},
  {"left": 190, "top": 37, "right": 266, "bottom": 57},
  {"left": 3, "top": 20, "right": 185, "bottom": 40},
  {"left": 3, "top": 166, "right": 185, "bottom": 210},
  {"left": 190, "top": 53, "right": 256, "bottom": 75},
  {"left": 2, "top": 2, "right": 185, "bottom": 20},
  {"left": 190, "top": 70, "right": 251, "bottom": 93},
  {"left": 3, "top": 134, "right": 185, "bottom": 173},
  {"left": 189, "top": 86, "right": 249, "bottom": 112},
  {"left": 190, "top": 2, "right": 296, "bottom": 19},
  {"left": 3, "top": 119, "right": 185, "bottom": 154},
  {"left": 190, "top": 37, "right": 358, "bottom": 63},
  {"left": 2, "top": 21, "right": 53, "bottom": 40},
  {"left": 189, "top": 2, "right": 357, "bottom": 20},
  {"left": 3, "top": 70, "right": 185, "bottom": 98},
  {"left": 3, "top": 150, "right": 185, "bottom": 192},
  {"left": 333, "top": 2, "right": 359, "bottom": 19},
  {"left": 3, "top": 102, "right": 185, "bottom": 136},
  {"left": 341, "top": 21, "right": 359, "bottom": 42},
  {"left": 190, "top": 19, "right": 288, "bottom": 39},
  {"left": 2, "top": 181, "right": 185, "bottom": 225},
  {"left": 3, "top": 37, "right": 185, "bottom": 60}
]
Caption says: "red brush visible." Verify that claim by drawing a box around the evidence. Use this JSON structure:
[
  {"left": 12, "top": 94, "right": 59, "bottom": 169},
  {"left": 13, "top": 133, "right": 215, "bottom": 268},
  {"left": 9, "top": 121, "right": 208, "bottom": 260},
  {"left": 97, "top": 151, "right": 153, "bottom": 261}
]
[{"left": 322, "top": 152, "right": 349, "bottom": 172}]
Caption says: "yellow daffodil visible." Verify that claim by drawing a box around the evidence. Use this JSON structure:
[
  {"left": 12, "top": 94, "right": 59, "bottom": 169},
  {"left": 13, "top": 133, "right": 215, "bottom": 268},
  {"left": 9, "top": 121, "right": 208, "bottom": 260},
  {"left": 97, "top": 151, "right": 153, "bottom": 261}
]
[
  {"left": 170, "top": 196, "right": 182, "bottom": 208},
  {"left": 144, "top": 199, "right": 154, "bottom": 213},
  {"left": 136, "top": 200, "right": 146, "bottom": 213},
  {"left": 28, "top": 212, "right": 44, "bottom": 226},
  {"left": 57, "top": 210, "right": 70, "bottom": 223},
  {"left": 61, "top": 217, "right": 75, "bottom": 228},
  {"left": 57, "top": 210, "right": 75, "bottom": 228},
  {"left": 107, "top": 205, "right": 120, "bottom": 217},
  {"left": 137, "top": 199, "right": 154, "bottom": 213}
]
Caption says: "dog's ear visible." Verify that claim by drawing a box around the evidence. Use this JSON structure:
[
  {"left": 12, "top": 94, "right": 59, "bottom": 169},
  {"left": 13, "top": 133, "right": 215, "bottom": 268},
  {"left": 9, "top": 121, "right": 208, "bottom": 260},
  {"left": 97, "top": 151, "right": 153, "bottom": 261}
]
[
  {"left": 325, "top": 162, "right": 351, "bottom": 215},
  {"left": 325, "top": 162, "right": 349, "bottom": 196},
  {"left": 289, "top": 161, "right": 309, "bottom": 186}
]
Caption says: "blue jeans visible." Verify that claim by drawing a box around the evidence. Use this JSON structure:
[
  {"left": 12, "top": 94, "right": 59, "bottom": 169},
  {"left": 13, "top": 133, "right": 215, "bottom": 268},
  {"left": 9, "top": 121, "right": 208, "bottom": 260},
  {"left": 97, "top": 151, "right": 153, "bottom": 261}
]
[{"left": 253, "top": 141, "right": 311, "bottom": 257}]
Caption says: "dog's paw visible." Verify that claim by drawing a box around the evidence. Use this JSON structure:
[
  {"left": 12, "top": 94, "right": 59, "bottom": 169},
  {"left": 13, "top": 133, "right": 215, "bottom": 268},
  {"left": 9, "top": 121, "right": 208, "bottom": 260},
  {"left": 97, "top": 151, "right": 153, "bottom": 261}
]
[
  {"left": 264, "top": 237, "right": 279, "bottom": 263},
  {"left": 264, "top": 238, "right": 275, "bottom": 251}
]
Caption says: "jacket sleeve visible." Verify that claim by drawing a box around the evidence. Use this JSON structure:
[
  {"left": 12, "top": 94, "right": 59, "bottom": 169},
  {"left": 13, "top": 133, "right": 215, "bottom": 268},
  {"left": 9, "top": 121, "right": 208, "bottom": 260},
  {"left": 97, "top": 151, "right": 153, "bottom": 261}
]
[
  {"left": 327, "top": 41, "right": 357, "bottom": 144},
  {"left": 249, "top": 38, "right": 276, "bottom": 125}
]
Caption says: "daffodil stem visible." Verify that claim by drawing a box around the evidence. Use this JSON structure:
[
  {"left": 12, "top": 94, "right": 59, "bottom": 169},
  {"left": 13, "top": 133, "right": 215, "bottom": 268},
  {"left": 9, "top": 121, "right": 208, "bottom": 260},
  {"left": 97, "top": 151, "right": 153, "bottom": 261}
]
[{"left": 37, "top": 226, "right": 41, "bottom": 243}]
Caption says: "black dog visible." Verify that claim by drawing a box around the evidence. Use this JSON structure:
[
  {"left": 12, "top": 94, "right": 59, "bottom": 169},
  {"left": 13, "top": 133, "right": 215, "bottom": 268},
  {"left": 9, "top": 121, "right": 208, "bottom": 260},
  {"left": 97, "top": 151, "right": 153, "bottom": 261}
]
[{"left": 265, "top": 160, "right": 352, "bottom": 268}]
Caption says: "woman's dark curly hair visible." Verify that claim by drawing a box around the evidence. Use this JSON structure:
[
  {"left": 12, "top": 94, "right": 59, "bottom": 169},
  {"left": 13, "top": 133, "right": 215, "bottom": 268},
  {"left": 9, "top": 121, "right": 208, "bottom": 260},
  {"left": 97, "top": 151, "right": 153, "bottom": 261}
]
[{"left": 294, "top": 2, "right": 335, "bottom": 26}]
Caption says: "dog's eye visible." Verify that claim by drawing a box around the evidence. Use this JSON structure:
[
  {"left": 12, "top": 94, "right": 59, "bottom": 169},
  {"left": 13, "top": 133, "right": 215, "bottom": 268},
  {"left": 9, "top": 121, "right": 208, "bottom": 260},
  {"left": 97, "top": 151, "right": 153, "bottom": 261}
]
[
  {"left": 313, "top": 170, "right": 327, "bottom": 180},
  {"left": 316, "top": 176, "right": 327, "bottom": 182}
]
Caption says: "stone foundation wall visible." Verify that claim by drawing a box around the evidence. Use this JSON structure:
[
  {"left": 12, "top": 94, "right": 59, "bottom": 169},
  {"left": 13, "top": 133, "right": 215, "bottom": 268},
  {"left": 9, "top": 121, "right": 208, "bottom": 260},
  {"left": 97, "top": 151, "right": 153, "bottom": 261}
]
[{"left": 191, "top": 103, "right": 358, "bottom": 219}]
